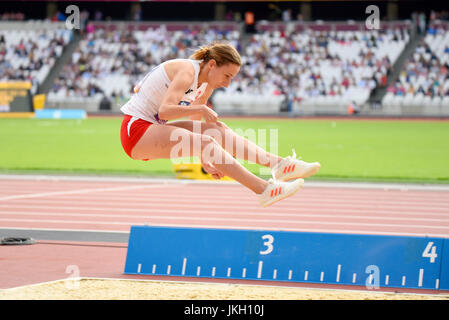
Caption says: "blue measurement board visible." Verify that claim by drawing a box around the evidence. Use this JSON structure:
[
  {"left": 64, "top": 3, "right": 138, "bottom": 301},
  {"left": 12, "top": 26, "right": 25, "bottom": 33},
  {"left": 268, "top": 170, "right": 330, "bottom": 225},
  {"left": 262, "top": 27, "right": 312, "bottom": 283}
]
[{"left": 124, "top": 226, "right": 449, "bottom": 290}]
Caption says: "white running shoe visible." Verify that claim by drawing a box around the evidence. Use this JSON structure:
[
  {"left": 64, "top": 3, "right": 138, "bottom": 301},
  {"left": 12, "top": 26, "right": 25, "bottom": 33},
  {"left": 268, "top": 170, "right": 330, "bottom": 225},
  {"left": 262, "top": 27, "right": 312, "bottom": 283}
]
[
  {"left": 258, "top": 178, "right": 304, "bottom": 207},
  {"left": 272, "top": 149, "right": 321, "bottom": 182}
]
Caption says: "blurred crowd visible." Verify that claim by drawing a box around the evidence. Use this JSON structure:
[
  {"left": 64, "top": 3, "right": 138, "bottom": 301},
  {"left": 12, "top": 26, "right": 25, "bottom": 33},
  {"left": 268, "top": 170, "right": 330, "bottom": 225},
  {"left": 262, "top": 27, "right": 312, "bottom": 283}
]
[
  {"left": 50, "top": 24, "right": 241, "bottom": 103},
  {"left": 1, "top": 12, "right": 449, "bottom": 106},
  {"left": 0, "top": 29, "right": 71, "bottom": 93},
  {"left": 387, "top": 25, "right": 449, "bottom": 98},
  {"left": 230, "top": 27, "right": 403, "bottom": 103},
  {"left": 50, "top": 24, "right": 404, "bottom": 105}
]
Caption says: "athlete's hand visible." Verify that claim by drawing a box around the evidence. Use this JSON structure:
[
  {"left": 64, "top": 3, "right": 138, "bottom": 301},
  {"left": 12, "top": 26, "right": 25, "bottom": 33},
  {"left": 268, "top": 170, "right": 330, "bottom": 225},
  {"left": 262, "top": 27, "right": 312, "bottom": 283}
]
[
  {"left": 202, "top": 161, "right": 225, "bottom": 180},
  {"left": 201, "top": 105, "right": 218, "bottom": 123}
]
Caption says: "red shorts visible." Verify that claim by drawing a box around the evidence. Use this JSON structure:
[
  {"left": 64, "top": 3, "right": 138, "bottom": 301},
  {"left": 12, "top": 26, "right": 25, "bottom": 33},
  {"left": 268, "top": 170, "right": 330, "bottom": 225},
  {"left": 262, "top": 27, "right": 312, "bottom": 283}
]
[{"left": 120, "top": 115, "right": 153, "bottom": 160}]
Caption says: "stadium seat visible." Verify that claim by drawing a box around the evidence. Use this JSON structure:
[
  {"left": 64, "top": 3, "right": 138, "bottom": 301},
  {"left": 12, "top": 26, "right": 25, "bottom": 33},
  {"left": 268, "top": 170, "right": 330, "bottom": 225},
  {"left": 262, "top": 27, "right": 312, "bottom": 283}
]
[
  {"left": 412, "top": 93, "right": 425, "bottom": 107},
  {"left": 382, "top": 92, "right": 394, "bottom": 107},
  {"left": 391, "top": 95, "right": 403, "bottom": 108},
  {"left": 422, "top": 95, "right": 432, "bottom": 108},
  {"left": 430, "top": 96, "right": 442, "bottom": 108},
  {"left": 424, "top": 96, "right": 442, "bottom": 116},
  {"left": 442, "top": 96, "right": 449, "bottom": 108},
  {"left": 402, "top": 93, "right": 414, "bottom": 107}
]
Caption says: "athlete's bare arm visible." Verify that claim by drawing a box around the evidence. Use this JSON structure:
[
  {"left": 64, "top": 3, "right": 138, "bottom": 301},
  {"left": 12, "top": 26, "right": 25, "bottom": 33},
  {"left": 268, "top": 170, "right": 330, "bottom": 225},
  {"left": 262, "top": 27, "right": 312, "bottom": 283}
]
[
  {"left": 189, "top": 84, "right": 214, "bottom": 121},
  {"left": 158, "top": 62, "right": 217, "bottom": 122}
]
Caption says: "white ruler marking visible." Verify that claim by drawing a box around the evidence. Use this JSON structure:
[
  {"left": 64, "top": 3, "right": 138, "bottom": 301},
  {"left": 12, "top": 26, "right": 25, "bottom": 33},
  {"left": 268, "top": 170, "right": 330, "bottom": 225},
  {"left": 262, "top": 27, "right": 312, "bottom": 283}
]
[
  {"left": 167, "top": 265, "right": 171, "bottom": 275},
  {"left": 181, "top": 258, "right": 187, "bottom": 276},
  {"left": 336, "top": 264, "right": 341, "bottom": 282},
  {"left": 418, "top": 269, "right": 424, "bottom": 287},
  {"left": 257, "top": 261, "right": 263, "bottom": 279}
]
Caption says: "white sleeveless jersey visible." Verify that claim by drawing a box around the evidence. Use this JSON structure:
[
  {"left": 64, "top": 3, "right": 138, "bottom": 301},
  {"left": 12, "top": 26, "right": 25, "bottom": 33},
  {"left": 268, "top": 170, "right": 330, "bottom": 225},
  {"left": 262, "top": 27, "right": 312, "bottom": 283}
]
[{"left": 120, "top": 59, "right": 208, "bottom": 124}]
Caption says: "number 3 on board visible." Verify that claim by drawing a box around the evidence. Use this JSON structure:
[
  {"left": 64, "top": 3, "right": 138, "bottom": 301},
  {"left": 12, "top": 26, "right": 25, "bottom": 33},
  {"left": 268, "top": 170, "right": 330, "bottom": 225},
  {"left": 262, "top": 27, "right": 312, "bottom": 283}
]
[
  {"left": 422, "top": 241, "right": 438, "bottom": 263},
  {"left": 260, "top": 234, "right": 274, "bottom": 255}
]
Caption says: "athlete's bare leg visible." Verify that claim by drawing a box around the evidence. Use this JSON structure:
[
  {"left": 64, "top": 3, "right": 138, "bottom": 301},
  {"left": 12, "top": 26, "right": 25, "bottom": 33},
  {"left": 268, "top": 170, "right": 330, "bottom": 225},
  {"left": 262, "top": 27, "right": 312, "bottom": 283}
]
[
  {"left": 168, "top": 120, "right": 283, "bottom": 168},
  {"left": 131, "top": 124, "right": 268, "bottom": 194}
]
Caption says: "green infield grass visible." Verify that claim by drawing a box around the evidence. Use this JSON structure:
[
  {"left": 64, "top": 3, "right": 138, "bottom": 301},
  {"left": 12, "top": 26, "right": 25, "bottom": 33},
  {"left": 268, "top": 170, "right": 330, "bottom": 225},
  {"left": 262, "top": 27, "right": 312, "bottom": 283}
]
[{"left": 1, "top": 117, "right": 448, "bottom": 183}]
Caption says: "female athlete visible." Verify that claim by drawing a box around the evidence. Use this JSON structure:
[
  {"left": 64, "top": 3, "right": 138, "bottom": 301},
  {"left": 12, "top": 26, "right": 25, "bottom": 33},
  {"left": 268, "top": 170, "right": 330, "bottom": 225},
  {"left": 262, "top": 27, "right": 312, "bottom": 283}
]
[{"left": 120, "top": 42, "right": 320, "bottom": 207}]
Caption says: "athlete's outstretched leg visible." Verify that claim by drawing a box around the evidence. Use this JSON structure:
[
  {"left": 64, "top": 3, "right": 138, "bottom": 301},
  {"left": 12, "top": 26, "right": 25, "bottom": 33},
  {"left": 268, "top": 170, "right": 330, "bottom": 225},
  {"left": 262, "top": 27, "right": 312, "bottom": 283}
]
[
  {"left": 168, "top": 120, "right": 282, "bottom": 168},
  {"left": 131, "top": 123, "right": 305, "bottom": 206},
  {"left": 131, "top": 124, "right": 268, "bottom": 194},
  {"left": 168, "top": 120, "right": 321, "bottom": 181}
]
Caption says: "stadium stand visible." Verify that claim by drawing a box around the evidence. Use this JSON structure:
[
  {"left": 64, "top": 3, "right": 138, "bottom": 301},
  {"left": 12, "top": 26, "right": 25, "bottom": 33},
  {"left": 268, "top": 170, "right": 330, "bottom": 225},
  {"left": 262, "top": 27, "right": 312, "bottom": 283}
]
[
  {"left": 1, "top": 12, "right": 448, "bottom": 117},
  {"left": 42, "top": 19, "right": 413, "bottom": 116},
  {"left": 46, "top": 21, "right": 241, "bottom": 112},
  {"left": 382, "top": 21, "right": 449, "bottom": 116},
  {"left": 213, "top": 21, "right": 409, "bottom": 115},
  {"left": 0, "top": 21, "right": 72, "bottom": 95}
]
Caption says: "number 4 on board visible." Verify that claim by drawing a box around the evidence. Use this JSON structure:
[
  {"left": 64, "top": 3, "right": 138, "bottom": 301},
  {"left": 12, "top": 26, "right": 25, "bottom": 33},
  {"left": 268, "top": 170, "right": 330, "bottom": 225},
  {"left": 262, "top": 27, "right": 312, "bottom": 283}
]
[{"left": 422, "top": 242, "right": 438, "bottom": 263}]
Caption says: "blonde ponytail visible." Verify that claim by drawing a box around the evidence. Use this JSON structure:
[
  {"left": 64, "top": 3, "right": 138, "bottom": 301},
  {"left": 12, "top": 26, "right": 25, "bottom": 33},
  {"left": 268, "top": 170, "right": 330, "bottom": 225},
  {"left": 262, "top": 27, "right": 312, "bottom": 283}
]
[
  {"left": 190, "top": 46, "right": 210, "bottom": 61},
  {"left": 190, "top": 42, "right": 241, "bottom": 67}
]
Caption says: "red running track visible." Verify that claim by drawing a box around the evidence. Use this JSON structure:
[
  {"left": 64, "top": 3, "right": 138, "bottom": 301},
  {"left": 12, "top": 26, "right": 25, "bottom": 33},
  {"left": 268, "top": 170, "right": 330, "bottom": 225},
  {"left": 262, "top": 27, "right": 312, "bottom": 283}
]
[
  {"left": 1, "top": 176, "right": 449, "bottom": 237},
  {"left": 1, "top": 175, "right": 449, "bottom": 291}
]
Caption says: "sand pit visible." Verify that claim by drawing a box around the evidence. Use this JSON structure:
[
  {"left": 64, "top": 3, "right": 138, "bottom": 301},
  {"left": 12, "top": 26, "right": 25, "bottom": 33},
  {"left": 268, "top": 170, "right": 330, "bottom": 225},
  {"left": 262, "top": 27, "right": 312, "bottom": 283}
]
[{"left": 1, "top": 278, "right": 448, "bottom": 300}]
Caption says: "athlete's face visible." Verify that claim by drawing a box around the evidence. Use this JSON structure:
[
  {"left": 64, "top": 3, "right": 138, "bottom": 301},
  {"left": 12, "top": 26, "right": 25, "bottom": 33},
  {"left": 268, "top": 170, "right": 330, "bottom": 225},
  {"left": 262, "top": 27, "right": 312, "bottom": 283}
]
[{"left": 206, "top": 60, "right": 240, "bottom": 89}]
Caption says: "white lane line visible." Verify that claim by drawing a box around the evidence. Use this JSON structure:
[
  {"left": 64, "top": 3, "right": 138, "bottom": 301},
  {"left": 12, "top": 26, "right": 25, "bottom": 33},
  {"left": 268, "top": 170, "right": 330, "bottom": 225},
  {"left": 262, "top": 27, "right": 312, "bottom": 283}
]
[
  {"left": 3, "top": 203, "right": 449, "bottom": 220},
  {"left": 0, "top": 184, "right": 170, "bottom": 201},
  {"left": 4, "top": 196, "right": 449, "bottom": 214},
  {"left": 0, "top": 174, "right": 236, "bottom": 186},
  {"left": 2, "top": 174, "right": 449, "bottom": 191},
  {"left": 0, "top": 218, "right": 149, "bottom": 226},
  {"left": 2, "top": 212, "right": 448, "bottom": 230},
  {"left": 3, "top": 190, "right": 448, "bottom": 208},
  {"left": 0, "top": 226, "right": 130, "bottom": 233},
  {"left": 1, "top": 222, "right": 448, "bottom": 238}
]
